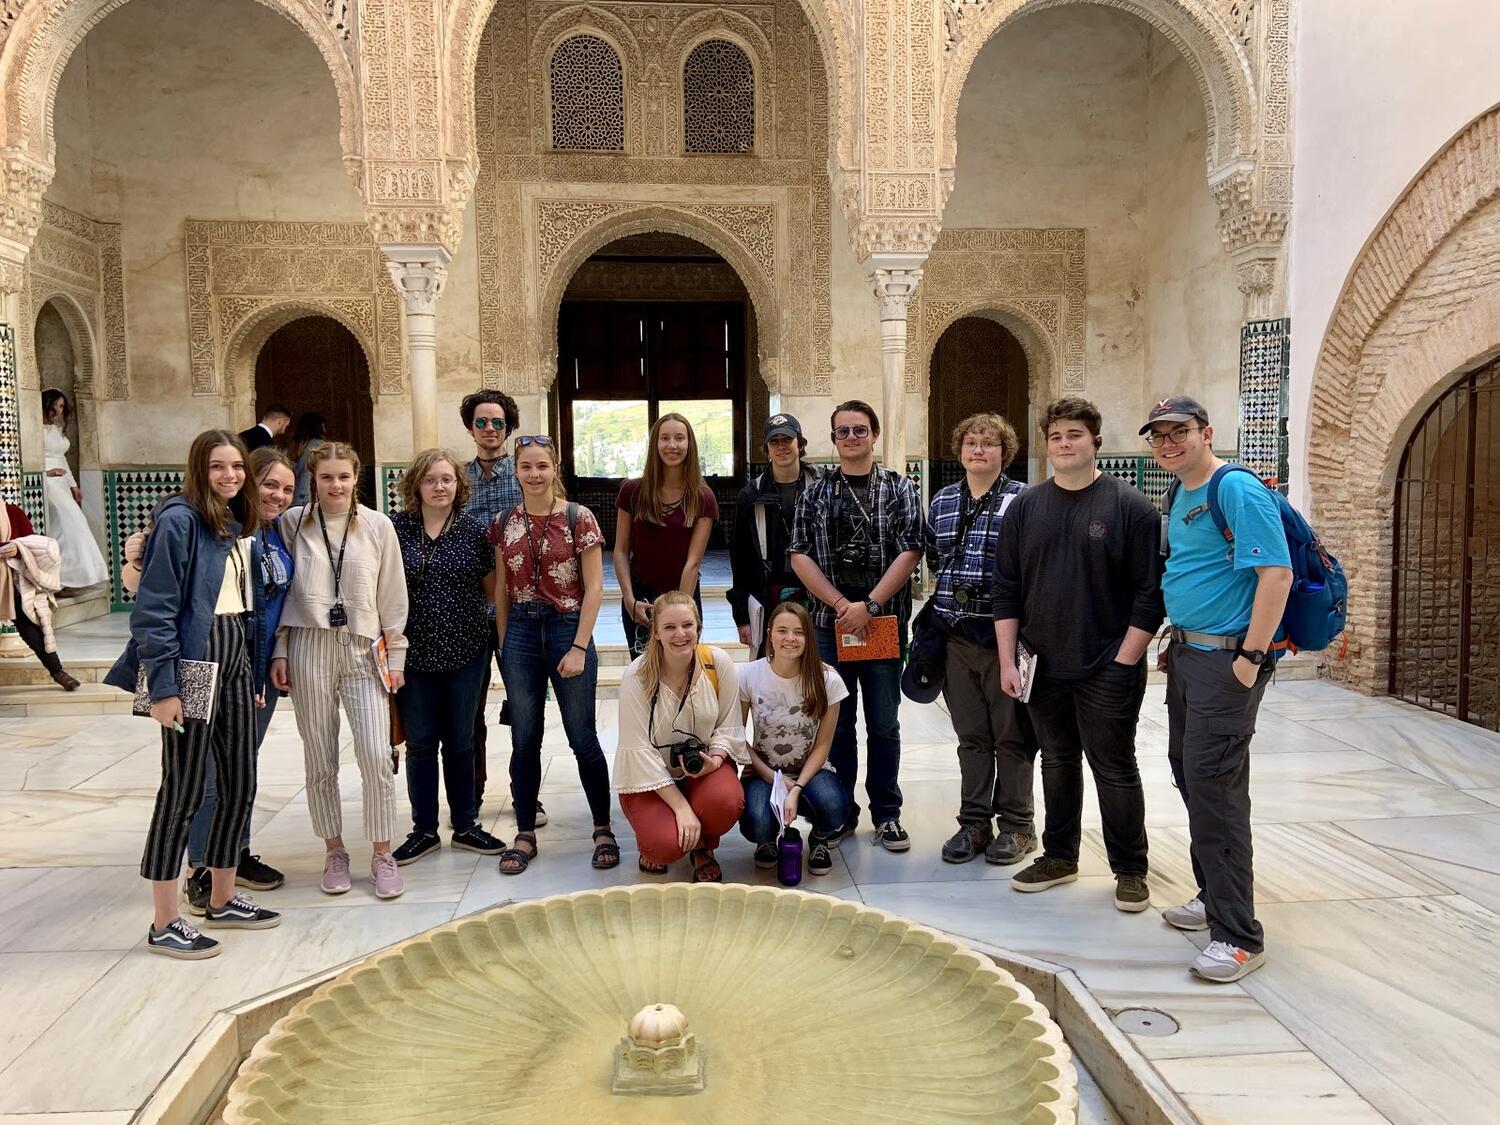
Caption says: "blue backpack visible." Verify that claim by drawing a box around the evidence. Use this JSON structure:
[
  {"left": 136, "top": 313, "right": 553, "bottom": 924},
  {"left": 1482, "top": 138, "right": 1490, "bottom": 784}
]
[{"left": 1163, "top": 465, "right": 1348, "bottom": 654}]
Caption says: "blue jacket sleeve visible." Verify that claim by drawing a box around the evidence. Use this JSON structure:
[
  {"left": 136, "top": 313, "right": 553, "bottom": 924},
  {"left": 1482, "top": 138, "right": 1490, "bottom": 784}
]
[{"left": 132, "top": 508, "right": 194, "bottom": 701}]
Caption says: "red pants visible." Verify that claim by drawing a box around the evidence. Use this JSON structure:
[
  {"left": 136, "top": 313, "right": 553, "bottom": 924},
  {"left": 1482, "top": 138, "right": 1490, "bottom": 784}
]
[{"left": 620, "top": 767, "right": 746, "bottom": 864}]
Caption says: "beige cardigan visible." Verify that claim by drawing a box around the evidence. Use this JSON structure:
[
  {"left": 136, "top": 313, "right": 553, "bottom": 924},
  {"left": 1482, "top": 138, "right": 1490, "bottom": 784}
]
[
  {"left": 273, "top": 504, "right": 409, "bottom": 671},
  {"left": 612, "top": 646, "right": 747, "bottom": 793}
]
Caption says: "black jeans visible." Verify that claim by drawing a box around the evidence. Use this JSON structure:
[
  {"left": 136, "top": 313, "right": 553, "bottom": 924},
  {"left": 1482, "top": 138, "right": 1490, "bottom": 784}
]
[
  {"left": 1025, "top": 659, "right": 1149, "bottom": 875},
  {"left": 941, "top": 635, "right": 1037, "bottom": 832},
  {"left": 1166, "top": 643, "right": 1272, "bottom": 953},
  {"left": 10, "top": 589, "right": 61, "bottom": 674},
  {"left": 400, "top": 651, "right": 490, "bottom": 835}
]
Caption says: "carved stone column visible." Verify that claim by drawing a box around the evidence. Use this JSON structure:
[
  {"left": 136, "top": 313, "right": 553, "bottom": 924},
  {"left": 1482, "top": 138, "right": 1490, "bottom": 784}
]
[
  {"left": 381, "top": 245, "right": 451, "bottom": 452},
  {"left": 865, "top": 253, "right": 926, "bottom": 469}
]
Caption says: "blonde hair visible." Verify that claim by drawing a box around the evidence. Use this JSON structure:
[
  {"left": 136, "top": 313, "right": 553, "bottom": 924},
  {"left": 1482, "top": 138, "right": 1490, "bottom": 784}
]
[
  {"left": 513, "top": 436, "right": 568, "bottom": 501},
  {"left": 303, "top": 440, "right": 363, "bottom": 527},
  {"left": 636, "top": 591, "right": 700, "bottom": 700},
  {"left": 400, "top": 448, "right": 470, "bottom": 514},
  {"left": 951, "top": 412, "right": 1020, "bottom": 470},
  {"left": 633, "top": 413, "right": 706, "bottom": 525}
]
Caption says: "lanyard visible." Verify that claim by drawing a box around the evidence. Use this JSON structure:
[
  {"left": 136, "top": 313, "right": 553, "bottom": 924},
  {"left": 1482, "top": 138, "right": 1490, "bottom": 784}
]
[
  {"left": 417, "top": 508, "right": 456, "bottom": 583},
  {"left": 226, "top": 539, "right": 248, "bottom": 614},
  {"left": 316, "top": 506, "right": 352, "bottom": 603},
  {"left": 520, "top": 501, "right": 557, "bottom": 583},
  {"left": 937, "top": 481, "right": 1004, "bottom": 581},
  {"left": 648, "top": 666, "right": 697, "bottom": 747}
]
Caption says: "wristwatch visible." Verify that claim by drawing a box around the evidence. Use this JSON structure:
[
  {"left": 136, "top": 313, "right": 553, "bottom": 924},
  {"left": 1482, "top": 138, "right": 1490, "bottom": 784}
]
[
  {"left": 1237, "top": 647, "right": 1269, "bottom": 666},
  {"left": 865, "top": 598, "right": 881, "bottom": 617}
]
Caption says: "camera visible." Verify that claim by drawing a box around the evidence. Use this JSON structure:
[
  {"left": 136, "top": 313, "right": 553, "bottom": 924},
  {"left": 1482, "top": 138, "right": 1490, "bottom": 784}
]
[
  {"left": 669, "top": 735, "right": 707, "bottom": 775},
  {"left": 328, "top": 603, "right": 348, "bottom": 628},
  {"left": 953, "top": 584, "right": 979, "bottom": 607},
  {"left": 834, "top": 541, "right": 878, "bottom": 590}
]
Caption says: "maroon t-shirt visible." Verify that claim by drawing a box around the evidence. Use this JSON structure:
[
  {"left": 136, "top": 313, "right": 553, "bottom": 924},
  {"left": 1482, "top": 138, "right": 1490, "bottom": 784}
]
[{"left": 616, "top": 479, "right": 718, "bottom": 594}]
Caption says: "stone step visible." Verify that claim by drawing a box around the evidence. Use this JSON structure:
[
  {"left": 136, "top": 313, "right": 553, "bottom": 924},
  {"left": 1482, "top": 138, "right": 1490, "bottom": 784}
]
[
  {"left": 51, "top": 588, "right": 112, "bottom": 629},
  {"left": 0, "top": 649, "right": 1323, "bottom": 717}
]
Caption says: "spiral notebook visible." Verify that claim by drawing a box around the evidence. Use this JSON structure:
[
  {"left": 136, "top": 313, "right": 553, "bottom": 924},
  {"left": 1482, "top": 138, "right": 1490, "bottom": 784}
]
[{"left": 132, "top": 660, "right": 220, "bottom": 722}]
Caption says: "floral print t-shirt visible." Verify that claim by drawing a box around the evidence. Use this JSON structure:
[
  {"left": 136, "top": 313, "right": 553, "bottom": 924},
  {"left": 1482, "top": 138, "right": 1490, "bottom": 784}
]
[
  {"left": 493, "top": 502, "right": 605, "bottom": 613},
  {"left": 737, "top": 658, "right": 849, "bottom": 773}
]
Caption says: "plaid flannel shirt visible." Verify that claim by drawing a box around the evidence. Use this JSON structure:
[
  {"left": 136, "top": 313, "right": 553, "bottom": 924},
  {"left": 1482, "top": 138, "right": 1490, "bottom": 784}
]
[
  {"left": 923, "top": 476, "right": 1025, "bottom": 629},
  {"left": 463, "top": 455, "right": 521, "bottom": 530},
  {"left": 790, "top": 464, "right": 923, "bottom": 629}
]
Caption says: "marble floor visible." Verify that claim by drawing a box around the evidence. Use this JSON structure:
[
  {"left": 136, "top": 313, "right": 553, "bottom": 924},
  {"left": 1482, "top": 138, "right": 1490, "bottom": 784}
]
[{"left": 3, "top": 674, "right": 1500, "bottom": 1122}]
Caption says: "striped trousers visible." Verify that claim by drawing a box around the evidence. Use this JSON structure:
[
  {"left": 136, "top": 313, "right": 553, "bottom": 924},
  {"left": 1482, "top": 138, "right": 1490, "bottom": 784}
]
[
  {"left": 141, "top": 613, "right": 256, "bottom": 881},
  {"left": 286, "top": 626, "right": 397, "bottom": 843}
]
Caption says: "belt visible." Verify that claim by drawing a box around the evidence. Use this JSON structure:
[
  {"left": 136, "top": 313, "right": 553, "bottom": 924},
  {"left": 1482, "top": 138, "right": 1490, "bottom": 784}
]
[{"left": 1168, "top": 626, "right": 1240, "bottom": 650}]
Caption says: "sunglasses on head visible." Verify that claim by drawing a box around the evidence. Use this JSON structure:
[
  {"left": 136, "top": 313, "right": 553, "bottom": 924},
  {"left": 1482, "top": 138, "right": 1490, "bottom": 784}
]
[
  {"left": 515, "top": 435, "right": 555, "bottom": 448},
  {"left": 472, "top": 418, "right": 507, "bottom": 431}
]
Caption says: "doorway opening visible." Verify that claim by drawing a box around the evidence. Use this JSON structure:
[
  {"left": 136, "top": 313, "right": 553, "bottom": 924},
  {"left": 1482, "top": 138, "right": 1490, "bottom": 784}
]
[
  {"left": 928, "top": 315, "right": 1030, "bottom": 491},
  {"left": 1391, "top": 357, "right": 1500, "bottom": 730}
]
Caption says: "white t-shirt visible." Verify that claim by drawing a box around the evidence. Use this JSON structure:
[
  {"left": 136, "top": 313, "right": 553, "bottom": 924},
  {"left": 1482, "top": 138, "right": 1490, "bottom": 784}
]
[{"left": 738, "top": 658, "right": 849, "bottom": 773}]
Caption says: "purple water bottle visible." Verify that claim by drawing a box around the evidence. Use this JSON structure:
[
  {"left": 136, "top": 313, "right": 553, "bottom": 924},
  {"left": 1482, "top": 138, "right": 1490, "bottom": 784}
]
[{"left": 777, "top": 826, "right": 803, "bottom": 887}]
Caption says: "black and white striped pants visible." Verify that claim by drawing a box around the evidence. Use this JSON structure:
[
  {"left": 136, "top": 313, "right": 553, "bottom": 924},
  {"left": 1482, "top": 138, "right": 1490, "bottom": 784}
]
[{"left": 140, "top": 613, "right": 257, "bottom": 881}]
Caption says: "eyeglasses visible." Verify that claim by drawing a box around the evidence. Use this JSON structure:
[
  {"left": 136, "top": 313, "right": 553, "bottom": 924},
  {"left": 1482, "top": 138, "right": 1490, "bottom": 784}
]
[
  {"left": 1145, "top": 425, "right": 1200, "bottom": 448},
  {"left": 472, "top": 418, "right": 507, "bottom": 431},
  {"left": 833, "top": 425, "right": 871, "bottom": 440},
  {"left": 515, "top": 435, "right": 555, "bottom": 448},
  {"left": 962, "top": 440, "right": 1003, "bottom": 452},
  {"left": 420, "top": 476, "right": 457, "bottom": 489}
]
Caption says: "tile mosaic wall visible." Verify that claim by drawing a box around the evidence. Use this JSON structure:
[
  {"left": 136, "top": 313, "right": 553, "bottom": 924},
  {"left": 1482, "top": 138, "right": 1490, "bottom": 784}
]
[
  {"left": 1239, "top": 317, "right": 1291, "bottom": 489},
  {"left": 104, "top": 468, "right": 185, "bottom": 609}
]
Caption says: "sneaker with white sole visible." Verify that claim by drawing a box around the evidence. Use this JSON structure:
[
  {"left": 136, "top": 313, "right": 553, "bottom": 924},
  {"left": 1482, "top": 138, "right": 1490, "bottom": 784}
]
[
  {"left": 392, "top": 831, "right": 440, "bottom": 866},
  {"left": 1190, "top": 940, "right": 1264, "bottom": 982},
  {"left": 874, "top": 819, "right": 911, "bottom": 852},
  {"left": 1114, "top": 874, "right": 1151, "bottom": 913},
  {"left": 753, "top": 842, "right": 778, "bottom": 870},
  {"left": 451, "top": 825, "right": 507, "bottom": 855},
  {"left": 146, "top": 917, "right": 221, "bottom": 960},
  {"left": 182, "top": 866, "right": 211, "bottom": 917},
  {"left": 371, "top": 851, "right": 405, "bottom": 899},
  {"left": 1010, "top": 856, "right": 1080, "bottom": 893},
  {"left": 1163, "top": 896, "right": 1209, "bottom": 931},
  {"left": 320, "top": 847, "right": 352, "bottom": 895},
  {"left": 203, "top": 894, "right": 282, "bottom": 930},
  {"left": 807, "top": 837, "right": 833, "bottom": 876}
]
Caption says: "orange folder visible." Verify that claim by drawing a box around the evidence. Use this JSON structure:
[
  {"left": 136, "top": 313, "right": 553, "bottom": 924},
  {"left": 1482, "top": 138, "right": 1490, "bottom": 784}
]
[{"left": 836, "top": 613, "right": 901, "bottom": 663}]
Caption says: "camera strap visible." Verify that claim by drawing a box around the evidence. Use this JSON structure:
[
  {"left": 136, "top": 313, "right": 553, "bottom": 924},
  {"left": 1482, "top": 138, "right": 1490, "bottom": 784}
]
[
  {"left": 316, "top": 504, "right": 352, "bottom": 607},
  {"left": 935, "top": 480, "right": 1014, "bottom": 585}
]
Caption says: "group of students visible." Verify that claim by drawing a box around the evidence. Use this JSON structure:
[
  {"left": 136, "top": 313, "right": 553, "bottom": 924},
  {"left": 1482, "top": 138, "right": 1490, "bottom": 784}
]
[{"left": 107, "top": 387, "right": 1290, "bottom": 985}]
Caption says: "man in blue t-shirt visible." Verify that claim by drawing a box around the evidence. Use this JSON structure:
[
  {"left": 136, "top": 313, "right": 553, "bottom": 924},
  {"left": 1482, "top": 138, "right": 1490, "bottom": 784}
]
[{"left": 1143, "top": 395, "right": 1292, "bottom": 983}]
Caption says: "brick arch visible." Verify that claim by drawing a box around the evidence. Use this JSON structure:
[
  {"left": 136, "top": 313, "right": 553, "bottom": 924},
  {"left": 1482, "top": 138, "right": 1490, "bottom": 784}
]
[
  {"left": 942, "top": 0, "right": 1257, "bottom": 181},
  {"left": 1306, "top": 104, "right": 1500, "bottom": 691}
]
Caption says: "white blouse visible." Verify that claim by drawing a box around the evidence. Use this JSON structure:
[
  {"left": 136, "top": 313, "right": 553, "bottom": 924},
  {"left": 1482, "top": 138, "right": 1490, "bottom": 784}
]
[{"left": 613, "top": 646, "right": 748, "bottom": 794}]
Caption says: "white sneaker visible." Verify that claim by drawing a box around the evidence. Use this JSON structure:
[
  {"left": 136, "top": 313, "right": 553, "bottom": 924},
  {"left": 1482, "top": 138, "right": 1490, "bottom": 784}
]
[
  {"left": 1162, "top": 896, "right": 1208, "bottom": 931},
  {"left": 1191, "top": 940, "right": 1264, "bottom": 982}
]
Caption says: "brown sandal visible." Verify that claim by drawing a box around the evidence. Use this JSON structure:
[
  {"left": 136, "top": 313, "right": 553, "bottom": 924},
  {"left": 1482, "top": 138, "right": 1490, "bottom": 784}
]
[
  {"left": 638, "top": 856, "right": 669, "bottom": 875},
  {"left": 689, "top": 849, "right": 722, "bottom": 883},
  {"left": 591, "top": 828, "right": 620, "bottom": 870},
  {"left": 498, "top": 832, "right": 537, "bottom": 876}
]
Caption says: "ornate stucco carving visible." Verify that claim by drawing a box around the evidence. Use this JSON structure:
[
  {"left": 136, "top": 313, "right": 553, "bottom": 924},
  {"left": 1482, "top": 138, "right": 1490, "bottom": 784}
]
[
  {"left": 182, "top": 219, "right": 404, "bottom": 398},
  {"left": 905, "top": 227, "right": 1085, "bottom": 398}
]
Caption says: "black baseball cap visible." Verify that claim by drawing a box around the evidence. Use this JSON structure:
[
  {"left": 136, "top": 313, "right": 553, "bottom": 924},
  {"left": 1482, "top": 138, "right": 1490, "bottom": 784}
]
[
  {"left": 764, "top": 413, "right": 803, "bottom": 443},
  {"left": 1139, "top": 395, "right": 1210, "bottom": 435}
]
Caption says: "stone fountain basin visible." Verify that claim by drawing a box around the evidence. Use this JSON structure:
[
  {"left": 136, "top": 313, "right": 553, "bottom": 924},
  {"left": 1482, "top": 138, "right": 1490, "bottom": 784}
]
[{"left": 225, "top": 884, "right": 1077, "bottom": 1124}]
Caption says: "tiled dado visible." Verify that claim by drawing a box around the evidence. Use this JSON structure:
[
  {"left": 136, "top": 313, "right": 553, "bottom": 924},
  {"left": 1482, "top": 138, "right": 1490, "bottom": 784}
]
[{"left": 103, "top": 468, "right": 185, "bottom": 610}]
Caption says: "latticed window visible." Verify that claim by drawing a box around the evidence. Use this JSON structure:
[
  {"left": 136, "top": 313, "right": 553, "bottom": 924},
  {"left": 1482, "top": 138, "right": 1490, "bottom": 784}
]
[
  {"left": 683, "top": 40, "right": 755, "bottom": 154},
  {"left": 550, "top": 35, "right": 625, "bottom": 151}
]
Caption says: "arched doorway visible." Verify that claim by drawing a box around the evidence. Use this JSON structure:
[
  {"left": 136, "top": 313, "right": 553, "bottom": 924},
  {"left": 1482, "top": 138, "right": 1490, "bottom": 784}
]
[
  {"left": 34, "top": 300, "right": 84, "bottom": 485},
  {"left": 254, "top": 316, "right": 376, "bottom": 502},
  {"left": 33, "top": 295, "right": 106, "bottom": 553},
  {"left": 1391, "top": 358, "right": 1500, "bottom": 730},
  {"left": 552, "top": 232, "right": 761, "bottom": 551},
  {"left": 928, "top": 315, "right": 1030, "bottom": 491}
]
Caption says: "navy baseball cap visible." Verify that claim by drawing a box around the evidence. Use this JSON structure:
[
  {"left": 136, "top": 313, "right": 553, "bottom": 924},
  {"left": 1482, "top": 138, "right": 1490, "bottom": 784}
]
[
  {"left": 764, "top": 414, "right": 803, "bottom": 442},
  {"left": 900, "top": 628, "right": 946, "bottom": 704},
  {"left": 1139, "top": 395, "right": 1210, "bottom": 435}
]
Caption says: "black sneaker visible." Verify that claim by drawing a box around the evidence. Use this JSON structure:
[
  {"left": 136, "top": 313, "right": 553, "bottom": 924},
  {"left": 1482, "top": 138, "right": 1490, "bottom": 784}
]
[
  {"left": 235, "top": 850, "right": 284, "bottom": 890},
  {"left": 941, "top": 824, "right": 992, "bottom": 864},
  {"left": 183, "top": 866, "right": 210, "bottom": 917},
  {"left": 984, "top": 831, "right": 1039, "bottom": 866},
  {"left": 1011, "top": 856, "right": 1080, "bottom": 893},
  {"left": 147, "top": 917, "right": 221, "bottom": 960},
  {"left": 534, "top": 801, "right": 549, "bottom": 828},
  {"left": 874, "top": 819, "right": 911, "bottom": 853},
  {"left": 392, "top": 831, "right": 441, "bottom": 866},
  {"left": 822, "top": 823, "right": 853, "bottom": 849},
  {"left": 451, "top": 824, "right": 507, "bottom": 855},
  {"left": 753, "top": 842, "right": 778, "bottom": 869},
  {"left": 203, "top": 894, "right": 282, "bottom": 930},
  {"left": 807, "top": 837, "right": 833, "bottom": 876},
  {"left": 1114, "top": 874, "right": 1151, "bottom": 913}
]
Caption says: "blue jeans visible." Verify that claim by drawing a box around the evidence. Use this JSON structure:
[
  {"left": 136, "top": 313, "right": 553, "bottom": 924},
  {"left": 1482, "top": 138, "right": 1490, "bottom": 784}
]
[
  {"left": 398, "top": 651, "right": 490, "bottom": 835},
  {"left": 814, "top": 625, "right": 904, "bottom": 824},
  {"left": 739, "top": 769, "right": 850, "bottom": 844},
  {"left": 501, "top": 602, "right": 612, "bottom": 833},
  {"left": 185, "top": 688, "right": 278, "bottom": 869}
]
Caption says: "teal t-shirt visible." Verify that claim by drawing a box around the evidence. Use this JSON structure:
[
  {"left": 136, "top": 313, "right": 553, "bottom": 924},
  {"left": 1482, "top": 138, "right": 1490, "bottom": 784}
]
[{"left": 1163, "top": 469, "right": 1291, "bottom": 641}]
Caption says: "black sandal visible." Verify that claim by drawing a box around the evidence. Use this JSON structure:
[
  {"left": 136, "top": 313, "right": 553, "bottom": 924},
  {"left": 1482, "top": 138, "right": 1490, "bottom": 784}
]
[
  {"left": 591, "top": 828, "right": 620, "bottom": 870},
  {"left": 638, "top": 857, "right": 669, "bottom": 875},
  {"left": 689, "top": 848, "right": 722, "bottom": 883},
  {"left": 498, "top": 832, "right": 537, "bottom": 876}
]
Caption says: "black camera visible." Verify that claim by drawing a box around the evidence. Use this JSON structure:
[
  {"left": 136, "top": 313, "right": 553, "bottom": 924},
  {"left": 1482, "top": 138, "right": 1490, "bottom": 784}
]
[
  {"left": 953, "top": 584, "right": 979, "bottom": 607},
  {"left": 329, "top": 603, "right": 348, "bottom": 628},
  {"left": 834, "top": 541, "right": 878, "bottom": 591},
  {"left": 669, "top": 736, "right": 707, "bottom": 775}
]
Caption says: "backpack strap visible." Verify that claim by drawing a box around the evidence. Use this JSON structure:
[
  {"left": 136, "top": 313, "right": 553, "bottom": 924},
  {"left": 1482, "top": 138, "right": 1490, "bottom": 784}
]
[
  {"left": 1204, "top": 464, "right": 1263, "bottom": 546},
  {"left": 696, "top": 643, "right": 719, "bottom": 695},
  {"left": 1159, "top": 479, "right": 1180, "bottom": 556},
  {"left": 754, "top": 503, "right": 769, "bottom": 563}
]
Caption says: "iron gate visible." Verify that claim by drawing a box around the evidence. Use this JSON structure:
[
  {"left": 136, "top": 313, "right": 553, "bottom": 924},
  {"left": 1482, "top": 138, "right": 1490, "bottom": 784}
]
[{"left": 1391, "top": 358, "right": 1500, "bottom": 729}]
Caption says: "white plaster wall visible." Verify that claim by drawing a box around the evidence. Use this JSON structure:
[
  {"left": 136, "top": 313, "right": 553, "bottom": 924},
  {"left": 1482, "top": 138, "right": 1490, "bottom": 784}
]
[
  {"left": 48, "top": 0, "right": 364, "bottom": 465},
  {"left": 1143, "top": 35, "right": 1242, "bottom": 442},
  {"left": 1288, "top": 0, "right": 1500, "bottom": 507},
  {"left": 820, "top": 201, "right": 884, "bottom": 459},
  {"left": 47, "top": 55, "right": 94, "bottom": 215}
]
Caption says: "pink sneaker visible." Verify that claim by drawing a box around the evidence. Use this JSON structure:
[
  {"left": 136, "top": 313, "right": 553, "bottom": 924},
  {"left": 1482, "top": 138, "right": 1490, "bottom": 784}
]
[
  {"left": 320, "top": 847, "right": 351, "bottom": 895},
  {"left": 371, "top": 851, "right": 404, "bottom": 899}
]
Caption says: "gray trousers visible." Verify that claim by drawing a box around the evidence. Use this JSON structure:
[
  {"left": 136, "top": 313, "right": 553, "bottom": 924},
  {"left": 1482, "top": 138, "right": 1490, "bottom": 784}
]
[
  {"left": 941, "top": 635, "right": 1037, "bottom": 832},
  {"left": 1165, "top": 642, "right": 1272, "bottom": 953}
]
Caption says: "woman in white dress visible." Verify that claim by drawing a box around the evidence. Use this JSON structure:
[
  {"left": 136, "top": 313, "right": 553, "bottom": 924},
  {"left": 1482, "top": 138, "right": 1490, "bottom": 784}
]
[{"left": 41, "top": 389, "right": 109, "bottom": 589}]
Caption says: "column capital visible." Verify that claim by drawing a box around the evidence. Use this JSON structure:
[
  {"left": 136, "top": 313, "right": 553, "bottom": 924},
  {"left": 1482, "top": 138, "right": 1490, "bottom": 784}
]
[
  {"left": 864, "top": 252, "right": 927, "bottom": 322},
  {"left": 381, "top": 244, "right": 452, "bottom": 315}
]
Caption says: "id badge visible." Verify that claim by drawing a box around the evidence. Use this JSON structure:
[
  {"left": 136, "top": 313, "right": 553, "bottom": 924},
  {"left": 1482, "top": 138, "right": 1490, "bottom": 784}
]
[{"left": 329, "top": 603, "right": 348, "bottom": 628}]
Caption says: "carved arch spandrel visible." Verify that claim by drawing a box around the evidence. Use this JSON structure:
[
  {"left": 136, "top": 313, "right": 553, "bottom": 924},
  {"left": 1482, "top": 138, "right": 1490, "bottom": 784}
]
[{"left": 941, "top": 0, "right": 1257, "bottom": 181}]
